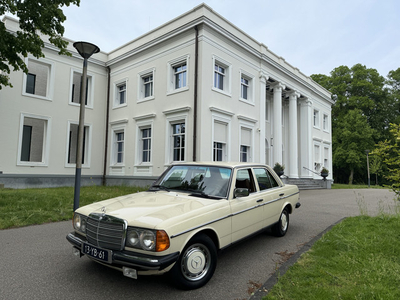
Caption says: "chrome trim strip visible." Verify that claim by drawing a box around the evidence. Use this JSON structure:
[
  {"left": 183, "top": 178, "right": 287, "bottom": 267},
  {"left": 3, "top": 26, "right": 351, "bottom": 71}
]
[{"left": 171, "top": 190, "right": 300, "bottom": 238}]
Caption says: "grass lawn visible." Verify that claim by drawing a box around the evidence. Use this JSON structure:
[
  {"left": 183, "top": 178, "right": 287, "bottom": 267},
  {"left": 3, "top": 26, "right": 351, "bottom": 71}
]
[
  {"left": 0, "top": 185, "right": 146, "bottom": 229},
  {"left": 264, "top": 214, "right": 400, "bottom": 300},
  {"left": 331, "top": 183, "right": 388, "bottom": 189}
]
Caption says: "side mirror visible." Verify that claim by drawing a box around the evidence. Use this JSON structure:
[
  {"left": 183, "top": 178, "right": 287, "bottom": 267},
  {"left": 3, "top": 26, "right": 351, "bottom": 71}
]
[{"left": 234, "top": 188, "right": 249, "bottom": 198}]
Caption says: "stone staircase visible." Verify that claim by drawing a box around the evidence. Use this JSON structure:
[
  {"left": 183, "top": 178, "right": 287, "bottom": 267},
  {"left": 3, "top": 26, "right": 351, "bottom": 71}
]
[{"left": 282, "top": 178, "right": 327, "bottom": 190}]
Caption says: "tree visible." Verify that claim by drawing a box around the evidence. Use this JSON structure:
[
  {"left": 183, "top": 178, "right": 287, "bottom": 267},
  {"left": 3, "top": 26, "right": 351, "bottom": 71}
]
[
  {"left": 311, "top": 64, "right": 398, "bottom": 184},
  {"left": 332, "top": 109, "right": 375, "bottom": 184},
  {"left": 0, "top": 0, "right": 80, "bottom": 89},
  {"left": 369, "top": 155, "right": 382, "bottom": 185},
  {"left": 372, "top": 123, "right": 400, "bottom": 200},
  {"left": 386, "top": 68, "right": 400, "bottom": 125}
]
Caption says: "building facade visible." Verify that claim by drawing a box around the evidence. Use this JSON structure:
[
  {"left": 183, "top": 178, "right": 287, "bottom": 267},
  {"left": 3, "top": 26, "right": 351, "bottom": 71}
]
[{"left": 0, "top": 4, "right": 333, "bottom": 188}]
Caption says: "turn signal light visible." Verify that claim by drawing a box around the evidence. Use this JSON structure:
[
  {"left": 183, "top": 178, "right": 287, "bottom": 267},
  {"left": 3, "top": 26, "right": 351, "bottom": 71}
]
[{"left": 156, "top": 230, "right": 170, "bottom": 252}]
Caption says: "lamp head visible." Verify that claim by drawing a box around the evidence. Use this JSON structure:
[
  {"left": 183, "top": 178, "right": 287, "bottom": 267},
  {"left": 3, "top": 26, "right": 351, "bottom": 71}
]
[{"left": 73, "top": 41, "right": 100, "bottom": 59}]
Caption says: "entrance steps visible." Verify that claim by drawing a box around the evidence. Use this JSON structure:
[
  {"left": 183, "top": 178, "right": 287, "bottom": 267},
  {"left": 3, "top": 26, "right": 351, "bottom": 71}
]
[{"left": 282, "top": 178, "right": 328, "bottom": 190}]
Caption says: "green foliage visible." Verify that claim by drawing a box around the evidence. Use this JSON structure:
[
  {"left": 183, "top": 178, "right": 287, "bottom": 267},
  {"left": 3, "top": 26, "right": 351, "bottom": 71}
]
[
  {"left": 264, "top": 215, "right": 400, "bottom": 300},
  {"left": 372, "top": 123, "right": 400, "bottom": 200},
  {"left": 312, "top": 64, "right": 399, "bottom": 184},
  {"left": 333, "top": 109, "right": 375, "bottom": 184},
  {"left": 0, "top": 0, "right": 80, "bottom": 89}
]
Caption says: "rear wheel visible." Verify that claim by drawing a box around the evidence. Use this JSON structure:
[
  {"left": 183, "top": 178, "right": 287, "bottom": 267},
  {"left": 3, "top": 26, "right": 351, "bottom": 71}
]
[
  {"left": 272, "top": 208, "right": 289, "bottom": 237},
  {"left": 170, "top": 234, "right": 217, "bottom": 290}
]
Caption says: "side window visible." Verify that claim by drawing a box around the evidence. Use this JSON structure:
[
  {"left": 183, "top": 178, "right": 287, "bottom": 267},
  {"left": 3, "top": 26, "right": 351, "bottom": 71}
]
[
  {"left": 235, "top": 169, "right": 256, "bottom": 193},
  {"left": 254, "top": 168, "right": 279, "bottom": 190}
]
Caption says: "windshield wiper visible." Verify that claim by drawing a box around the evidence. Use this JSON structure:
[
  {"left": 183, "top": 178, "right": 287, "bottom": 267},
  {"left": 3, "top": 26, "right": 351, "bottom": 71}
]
[
  {"left": 149, "top": 185, "right": 170, "bottom": 192},
  {"left": 188, "top": 190, "right": 223, "bottom": 200}
]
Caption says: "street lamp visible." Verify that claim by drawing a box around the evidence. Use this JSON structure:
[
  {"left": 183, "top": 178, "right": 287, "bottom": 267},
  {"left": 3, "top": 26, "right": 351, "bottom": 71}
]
[
  {"left": 365, "top": 149, "right": 370, "bottom": 188},
  {"left": 73, "top": 41, "right": 100, "bottom": 211}
]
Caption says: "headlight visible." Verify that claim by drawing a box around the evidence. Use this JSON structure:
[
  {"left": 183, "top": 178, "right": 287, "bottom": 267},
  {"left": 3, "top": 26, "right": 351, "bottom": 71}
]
[
  {"left": 73, "top": 213, "right": 87, "bottom": 234},
  {"left": 126, "top": 228, "right": 170, "bottom": 252},
  {"left": 127, "top": 230, "right": 140, "bottom": 247},
  {"left": 140, "top": 230, "right": 155, "bottom": 251}
]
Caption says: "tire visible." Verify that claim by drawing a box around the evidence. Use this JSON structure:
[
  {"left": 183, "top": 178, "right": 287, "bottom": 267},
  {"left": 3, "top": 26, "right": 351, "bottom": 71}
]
[
  {"left": 170, "top": 233, "right": 217, "bottom": 290},
  {"left": 272, "top": 208, "right": 289, "bottom": 237}
]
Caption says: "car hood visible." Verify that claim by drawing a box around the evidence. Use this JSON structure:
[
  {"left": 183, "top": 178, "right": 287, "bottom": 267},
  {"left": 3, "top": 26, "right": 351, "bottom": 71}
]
[{"left": 76, "top": 191, "right": 227, "bottom": 229}]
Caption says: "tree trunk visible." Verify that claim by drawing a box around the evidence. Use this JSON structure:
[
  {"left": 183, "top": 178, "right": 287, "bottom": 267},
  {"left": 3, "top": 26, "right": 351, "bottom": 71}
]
[{"left": 348, "top": 168, "right": 354, "bottom": 185}]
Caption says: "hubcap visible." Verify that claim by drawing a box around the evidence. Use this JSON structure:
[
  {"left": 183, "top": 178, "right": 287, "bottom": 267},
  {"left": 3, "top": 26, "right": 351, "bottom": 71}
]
[
  {"left": 281, "top": 212, "right": 288, "bottom": 232},
  {"left": 181, "top": 244, "right": 211, "bottom": 281}
]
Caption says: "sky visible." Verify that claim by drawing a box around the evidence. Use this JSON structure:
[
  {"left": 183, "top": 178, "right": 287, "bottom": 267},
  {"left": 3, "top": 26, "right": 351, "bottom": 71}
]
[{"left": 49, "top": 0, "right": 400, "bottom": 77}]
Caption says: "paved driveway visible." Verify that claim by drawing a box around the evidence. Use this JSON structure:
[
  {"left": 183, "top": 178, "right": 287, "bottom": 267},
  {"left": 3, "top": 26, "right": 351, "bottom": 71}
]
[{"left": 0, "top": 189, "right": 397, "bottom": 300}]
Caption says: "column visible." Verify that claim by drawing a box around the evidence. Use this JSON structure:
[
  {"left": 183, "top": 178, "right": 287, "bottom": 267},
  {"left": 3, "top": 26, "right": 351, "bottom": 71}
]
[
  {"left": 299, "top": 98, "right": 313, "bottom": 178},
  {"left": 259, "top": 72, "right": 268, "bottom": 164},
  {"left": 288, "top": 91, "right": 300, "bottom": 178},
  {"left": 272, "top": 82, "right": 285, "bottom": 165}
]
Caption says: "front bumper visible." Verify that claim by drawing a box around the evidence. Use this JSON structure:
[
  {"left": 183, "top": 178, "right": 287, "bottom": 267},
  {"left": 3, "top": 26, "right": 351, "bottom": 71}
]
[{"left": 66, "top": 232, "right": 180, "bottom": 271}]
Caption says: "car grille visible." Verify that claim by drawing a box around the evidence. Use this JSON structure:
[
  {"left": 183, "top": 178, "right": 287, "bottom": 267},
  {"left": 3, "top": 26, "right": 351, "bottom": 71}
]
[{"left": 86, "top": 213, "right": 127, "bottom": 251}]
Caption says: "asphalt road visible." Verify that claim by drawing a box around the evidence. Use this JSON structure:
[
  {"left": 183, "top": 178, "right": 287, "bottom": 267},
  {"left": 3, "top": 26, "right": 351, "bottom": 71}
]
[{"left": 0, "top": 189, "right": 397, "bottom": 300}]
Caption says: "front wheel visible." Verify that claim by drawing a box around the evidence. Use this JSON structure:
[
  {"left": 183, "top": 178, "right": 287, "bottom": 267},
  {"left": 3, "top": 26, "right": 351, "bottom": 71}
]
[
  {"left": 272, "top": 208, "right": 289, "bottom": 237},
  {"left": 169, "top": 234, "right": 217, "bottom": 290}
]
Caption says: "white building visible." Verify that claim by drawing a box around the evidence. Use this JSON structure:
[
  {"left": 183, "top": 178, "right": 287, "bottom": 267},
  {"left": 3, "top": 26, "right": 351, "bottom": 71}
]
[{"left": 0, "top": 4, "right": 333, "bottom": 188}]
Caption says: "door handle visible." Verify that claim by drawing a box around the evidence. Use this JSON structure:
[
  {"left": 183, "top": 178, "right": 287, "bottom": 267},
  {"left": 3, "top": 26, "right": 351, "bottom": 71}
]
[
  {"left": 257, "top": 199, "right": 264, "bottom": 203},
  {"left": 279, "top": 193, "right": 285, "bottom": 197}
]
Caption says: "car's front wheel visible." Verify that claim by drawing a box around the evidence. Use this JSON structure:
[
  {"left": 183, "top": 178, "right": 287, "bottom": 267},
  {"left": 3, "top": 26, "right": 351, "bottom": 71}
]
[
  {"left": 170, "top": 233, "right": 217, "bottom": 290},
  {"left": 272, "top": 208, "right": 289, "bottom": 237}
]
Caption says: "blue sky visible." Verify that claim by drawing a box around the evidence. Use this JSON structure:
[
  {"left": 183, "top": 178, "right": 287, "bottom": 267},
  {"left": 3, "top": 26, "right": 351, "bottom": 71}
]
[{"left": 61, "top": 0, "right": 399, "bottom": 78}]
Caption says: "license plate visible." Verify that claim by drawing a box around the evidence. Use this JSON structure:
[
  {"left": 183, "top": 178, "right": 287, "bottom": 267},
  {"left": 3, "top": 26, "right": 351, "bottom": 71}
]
[{"left": 82, "top": 243, "right": 112, "bottom": 263}]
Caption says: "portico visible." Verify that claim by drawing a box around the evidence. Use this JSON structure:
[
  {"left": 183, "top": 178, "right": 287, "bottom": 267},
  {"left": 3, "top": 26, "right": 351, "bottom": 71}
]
[{"left": 262, "top": 77, "right": 318, "bottom": 180}]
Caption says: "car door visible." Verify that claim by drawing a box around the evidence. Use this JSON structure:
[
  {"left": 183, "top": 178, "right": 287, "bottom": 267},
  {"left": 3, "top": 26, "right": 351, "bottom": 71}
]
[
  {"left": 229, "top": 168, "right": 264, "bottom": 242},
  {"left": 253, "top": 167, "right": 285, "bottom": 228}
]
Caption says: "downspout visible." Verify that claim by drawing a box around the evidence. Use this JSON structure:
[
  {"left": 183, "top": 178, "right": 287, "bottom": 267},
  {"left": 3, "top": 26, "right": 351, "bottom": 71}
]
[
  {"left": 193, "top": 25, "right": 199, "bottom": 162},
  {"left": 102, "top": 66, "right": 111, "bottom": 186}
]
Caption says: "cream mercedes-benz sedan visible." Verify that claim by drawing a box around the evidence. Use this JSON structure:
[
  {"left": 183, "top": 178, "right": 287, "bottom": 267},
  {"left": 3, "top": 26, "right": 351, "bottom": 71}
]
[{"left": 67, "top": 162, "right": 300, "bottom": 289}]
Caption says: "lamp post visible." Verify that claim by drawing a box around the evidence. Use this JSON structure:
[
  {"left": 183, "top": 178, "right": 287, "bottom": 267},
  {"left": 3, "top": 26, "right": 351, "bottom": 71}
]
[
  {"left": 73, "top": 41, "right": 100, "bottom": 211},
  {"left": 365, "top": 149, "right": 370, "bottom": 188}
]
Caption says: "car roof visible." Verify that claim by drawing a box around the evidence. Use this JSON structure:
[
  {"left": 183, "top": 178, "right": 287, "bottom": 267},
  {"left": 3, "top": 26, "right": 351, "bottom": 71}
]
[{"left": 171, "top": 161, "right": 271, "bottom": 169}]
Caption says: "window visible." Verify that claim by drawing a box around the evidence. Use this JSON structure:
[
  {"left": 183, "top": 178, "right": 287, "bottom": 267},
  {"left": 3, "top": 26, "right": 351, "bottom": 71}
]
[
  {"left": 213, "top": 120, "right": 228, "bottom": 161},
  {"left": 167, "top": 56, "right": 189, "bottom": 94},
  {"left": 144, "top": 75, "right": 153, "bottom": 98},
  {"left": 323, "top": 114, "right": 329, "bottom": 131},
  {"left": 213, "top": 142, "right": 225, "bottom": 161},
  {"left": 23, "top": 58, "right": 54, "bottom": 100},
  {"left": 254, "top": 168, "right": 279, "bottom": 190},
  {"left": 240, "top": 127, "right": 252, "bottom": 162},
  {"left": 174, "top": 63, "right": 187, "bottom": 89},
  {"left": 212, "top": 56, "right": 231, "bottom": 95},
  {"left": 26, "top": 73, "right": 36, "bottom": 94},
  {"left": 70, "top": 70, "right": 93, "bottom": 107},
  {"left": 314, "top": 143, "right": 321, "bottom": 172},
  {"left": 235, "top": 169, "right": 256, "bottom": 193},
  {"left": 117, "top": 82, "right": 127, "bottom": 106},
  {"left": 18, "top": 114, "right": 51, "bottom": 166},
  {"left": 67, "top": 123, "right": 90, "bottom": 165},
  {"left": 241, "top": 77, "right": 248, "bottom": 99},
  {"left": 172, "top": 123, "right": 185, "bottom": 162},
  {"left": 138, "top": 68, "right": 155, "bottom": 101},
  {"left": 313, "top": 109, "right": 320, "bottom": 128},
  {"left": 115, "top": 132, "right": 124, "bottom": 164},
  {"left": 214, "top": 64, "right": 225, "bottom": 90},
  {"left": 239, "top": 71, "right": 254, "bottom": 103},
  {"left": 109, "top": 121, "right": 127, "bottom": 172},
  {"left": 141, "top": 128, "right": 151, "bottom": 163},
  {"left": 240, "top": 145, "right": 249, "bottom": 162}
]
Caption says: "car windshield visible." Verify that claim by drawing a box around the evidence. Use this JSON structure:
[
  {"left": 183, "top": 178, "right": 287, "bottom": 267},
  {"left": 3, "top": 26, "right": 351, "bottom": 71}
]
[{"left": 151, "top": 165, "right": 232, "bottom": 199}]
